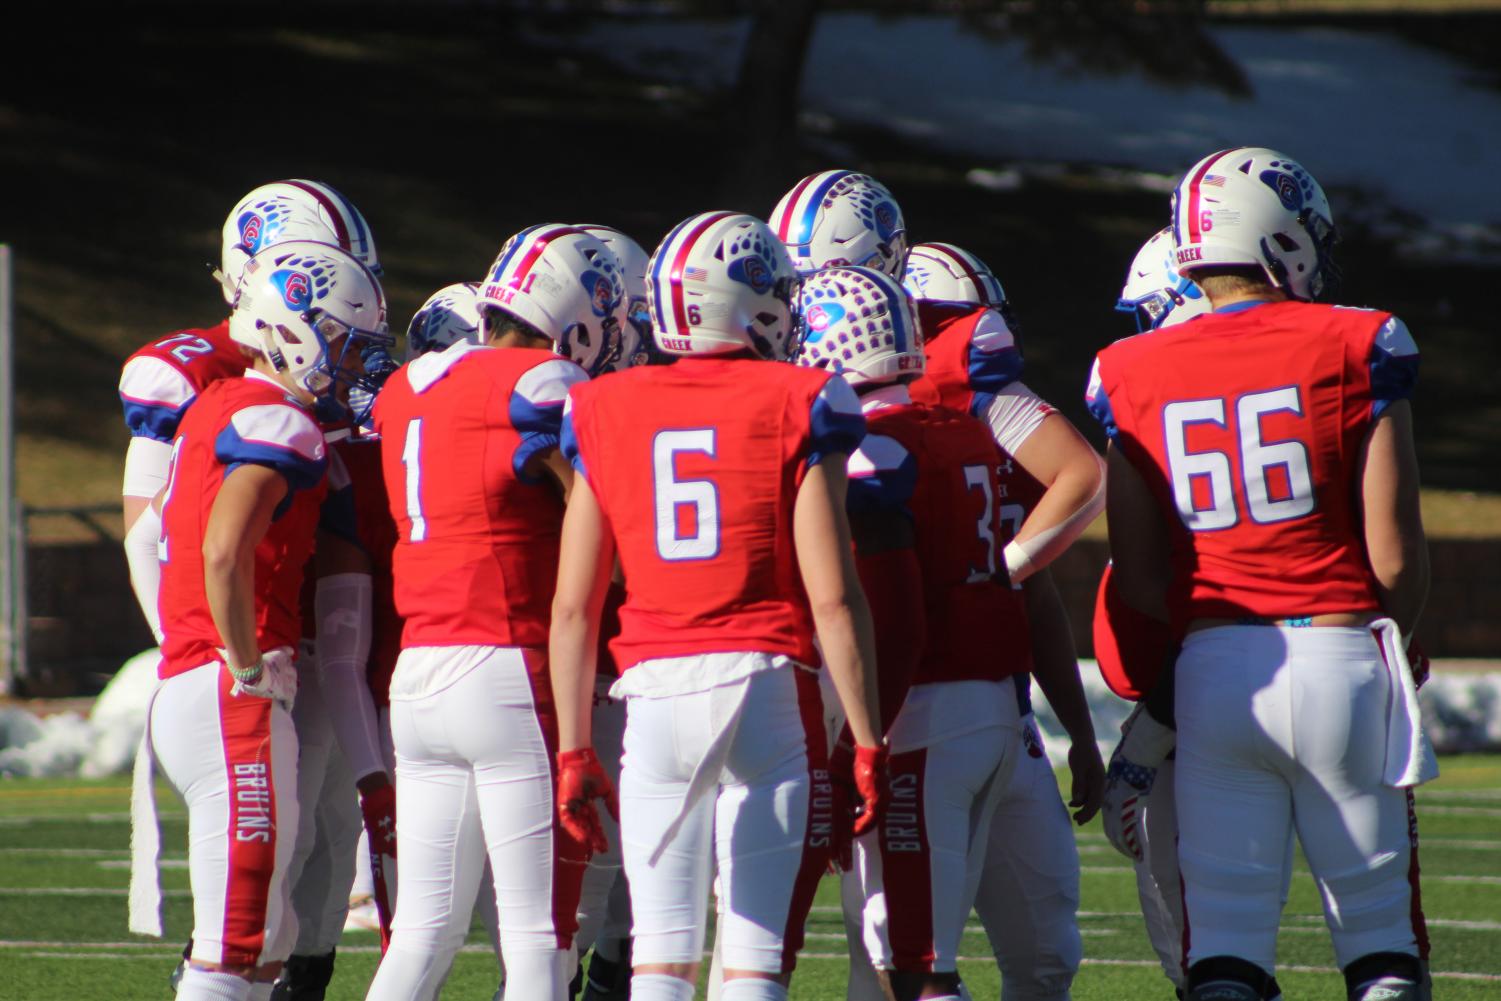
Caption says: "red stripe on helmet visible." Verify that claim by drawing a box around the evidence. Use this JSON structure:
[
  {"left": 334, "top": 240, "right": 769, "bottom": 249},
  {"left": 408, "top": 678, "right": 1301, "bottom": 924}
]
[
  {"left": 774, "top": 174, "right": 820, "bottom": 243},
  {"left": 509, "top": 226, "right": 586, "bottom": 289},
  {"left": 670, "top": 212, "right": 736, "bottom": 336},
  {"left": 283, "top": 179, "right": 352, "bottom": 251},
  {"left": 933, "top": 243, "right": 995, "bottom": 305},
  {"left": 1185, "top": 149, "right": 1234, "bottom": 244}
]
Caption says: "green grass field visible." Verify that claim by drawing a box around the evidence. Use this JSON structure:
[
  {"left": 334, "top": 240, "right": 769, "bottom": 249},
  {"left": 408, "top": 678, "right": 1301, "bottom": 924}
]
[{"left": 2, "top": 758, "right": 1498, "bottom": 1000}]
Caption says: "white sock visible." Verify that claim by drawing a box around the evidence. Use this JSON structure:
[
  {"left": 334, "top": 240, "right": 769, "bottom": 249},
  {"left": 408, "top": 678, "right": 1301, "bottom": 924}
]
[
  {"left": 631, "top": 973, "right": 696, "bottom": 1001},
  {"left": 176, "top": 967, "right": 249, "bottom": 1001},
  {"left": 719, "top": 978, "right": 789, "bottom": 1001}
]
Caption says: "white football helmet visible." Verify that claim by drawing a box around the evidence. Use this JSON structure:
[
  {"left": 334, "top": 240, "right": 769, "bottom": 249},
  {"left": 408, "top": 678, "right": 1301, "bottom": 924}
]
[
  {"left": 796, "top": 266, "right": 923, "bottom": 388},
  {"left": 217, "top": 180, "right": 381, "bottom": 304},
  {"left": 478, "top": 225, "right": 628, "bottom": 377},
  {"left": 771, "top": 170, "right": 908, "bottom": 278},
  {"left": 574, "top": 224, "right": 658, "bottom": 369},
  {"left": 1170, "top": 147, "right": 1338, "bottom": 301},
  {"left": 646, "top": 211, "right": 800, "bottom": 360},
  {"left": 229, "top": 241, "right": 390, "bottom": 397},
  {"left": 406, "top": 282, "right": 483, "bottom": 360},
  {"left": 902, "top": 242, "right": 1007, "bottom": 307},
  {"left": 1117, "top": 228, "right": 1212, "bottom": 332}
]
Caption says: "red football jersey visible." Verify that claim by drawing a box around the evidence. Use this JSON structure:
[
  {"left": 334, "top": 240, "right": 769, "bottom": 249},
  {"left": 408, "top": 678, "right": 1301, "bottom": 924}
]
[
  {"left": 1087, "top": 300, "right": 1420, "bottom": 627},
  {"left": 157, "top": 372, "right": 329, "bottom": 679},
  {"left": 332, "top": 436, "right": 402, "bottom": 706},
  {"left": 373, "top": 344, "right": 586, "bottom": 649},
  {"left": 909, "top": 301, "right": 1024, "bottom": 418},
  {"left": 563, "top": 357, "right": 866, "bottom": 671},
  {"left": 847, "top": 390, "right": 1023, "bottom": 686},
  {"left": 119, "top": 321, "right": 248, "bottom": 443}
]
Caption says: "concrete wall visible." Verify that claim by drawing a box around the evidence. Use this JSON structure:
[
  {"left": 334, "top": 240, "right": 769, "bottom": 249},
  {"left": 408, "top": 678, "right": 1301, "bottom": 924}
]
[{"left": 17, "top": 538, "right": 1501, "bottom": 696}]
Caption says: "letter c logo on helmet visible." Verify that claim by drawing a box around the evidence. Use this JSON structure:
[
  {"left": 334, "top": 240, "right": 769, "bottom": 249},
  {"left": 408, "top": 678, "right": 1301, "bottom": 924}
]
[
  {"left": 271, "top": 270, "right": 314, "bottom": 311},
  {"left": 238, "top": 212, "right": 265, "bottom": 254}
]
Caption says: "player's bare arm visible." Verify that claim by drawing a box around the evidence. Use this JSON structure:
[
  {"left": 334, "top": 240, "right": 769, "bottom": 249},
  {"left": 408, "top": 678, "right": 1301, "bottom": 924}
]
[
  {"left": 202, "top": 463, "right": 288, "bottom": 674},
  {"left": 1002, "top": 410, "right": 1106, "bottom": 584},
  {"left": 532, "top": 444, "right": 577, "bottom": 505},
  {"left": 1104, "top": 443, "right": 1172, "bottom": 625},
  {"left": 550, "top": 474, "right": 616, "bottom": 753},
  {"left": 1359, "top": 400, "right": 1429, "bottom": 635},
  {"left": 795, "top": 454, "right": 882, "bottom": 750},
  {"left": 1023, "top": 568, "right": 1105, "bottom": 824}
]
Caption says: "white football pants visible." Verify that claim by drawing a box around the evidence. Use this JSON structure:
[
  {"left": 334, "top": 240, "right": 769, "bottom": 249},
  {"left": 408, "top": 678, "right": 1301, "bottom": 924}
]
[
  {"left": 150, "top": 662, "right": 300, "bottom": 968},
  {"left": 365, "top": 647, "right": 585, "bottom": 1001},
  {"left": 1175, "top": 626, "right": 1425, "bottom": 973},
  {"left": 621, "top": 662, "right": 830, "bottom": 975},
  {"left": 574, "top": 674, "right": 629, "bottom": 959},
  {"left": 972, "top": 715, "right": 1083, "bottom": 1001}
]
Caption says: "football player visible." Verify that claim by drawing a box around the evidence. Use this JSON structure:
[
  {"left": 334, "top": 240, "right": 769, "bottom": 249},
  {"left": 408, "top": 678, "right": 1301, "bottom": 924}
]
[
  {"left": 364, "top": 226, "right": 628, "bottom": 1001},
  {"left": 1086, "top": 148, "right": 1433, "bottom": 1001},
  {"left": 796, "top": 266, "right": 1022, "bottom": 1001},
  {"left": 770, "top": 171, "right": 1105, "bottom": 585},
  {"left": 128, "top": 242, "right": 388, "bottom": 1001},
  {"left": 119, "top": 181, "right": 381, "bottom": 645},
  {"left": 548, "top": 211, "right": 888, "bottom": 1001}
]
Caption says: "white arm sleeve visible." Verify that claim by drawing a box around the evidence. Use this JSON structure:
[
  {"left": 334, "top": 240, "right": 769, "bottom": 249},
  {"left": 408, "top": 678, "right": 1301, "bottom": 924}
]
[
  {"left": 980, "top": 380, "right": 1054, "bottom": 457},
  {"left": 315, "top": 572, "right": 386, "bottom": 783},
  {"left": 123, "top": 504, "right": 164, "bottom": 643},
  {"left": 122, "top": 436, "right": 174, "bottom": 500}
]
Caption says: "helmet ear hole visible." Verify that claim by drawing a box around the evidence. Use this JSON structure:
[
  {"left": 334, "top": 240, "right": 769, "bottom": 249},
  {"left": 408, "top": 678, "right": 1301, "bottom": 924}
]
[{"left": 1272, "top": 233, "right": 1300, "bottom": 253}]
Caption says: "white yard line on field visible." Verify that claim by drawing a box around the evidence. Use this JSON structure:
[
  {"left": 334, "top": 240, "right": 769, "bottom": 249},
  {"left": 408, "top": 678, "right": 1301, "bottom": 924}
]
[{"left": 6, "top": 943, "right": 1497, "bottom": 981}]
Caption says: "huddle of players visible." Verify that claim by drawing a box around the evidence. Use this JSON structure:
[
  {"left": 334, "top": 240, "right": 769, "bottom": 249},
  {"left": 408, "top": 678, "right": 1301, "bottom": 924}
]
[{"left": 121, "top": 145, "right": 1432, "bottom": 1001}]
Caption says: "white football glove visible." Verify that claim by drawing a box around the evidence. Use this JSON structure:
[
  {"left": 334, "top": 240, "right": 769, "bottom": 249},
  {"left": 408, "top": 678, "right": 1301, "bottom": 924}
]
[
  {"left": 1101, "top": 702, "right": 1176, "bottom": 863},
  {"left": 227, "top": 646, "right": 298, "bottom": 712}
]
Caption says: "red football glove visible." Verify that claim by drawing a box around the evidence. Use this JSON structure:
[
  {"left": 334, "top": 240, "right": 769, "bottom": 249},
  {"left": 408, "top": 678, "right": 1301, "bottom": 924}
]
[
  {"left": 557, "top": 747, "right": 618, "bottom": 857},
  {"left": 359, "top": 780, "right": 398, "bottom": 953},
  {"left": 851, "top": 744, "right": 889, "bottom": 838}
]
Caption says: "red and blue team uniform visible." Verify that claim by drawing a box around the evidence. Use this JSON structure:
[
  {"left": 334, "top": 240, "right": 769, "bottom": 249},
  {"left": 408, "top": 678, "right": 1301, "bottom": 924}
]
[
  {"left": 909, "top": 301, "right": 1025, "bottom": 418},
  {"left": 562, "top": 357, "right": 866, "bottom": 672},
  {"left": 840, "top": 388, "right": 1026, "bottom": 975},
  {"left": 150, "top": 370, "right": 327, "bottom": 969},
  {"left": 375, "top": 344, "right": 583, "bottom": 650},
  {"left": 119, "top": 321, "right": 248, "bottom": 446},
  {"left": 158, "top": 372, "right": 329, "bottom": 679},
  {"left": 563, "top": 356, "right": 864, "bottom": 975},
  {"left": 1086, "top": 300, "right": 1419, "bottom": 629}
]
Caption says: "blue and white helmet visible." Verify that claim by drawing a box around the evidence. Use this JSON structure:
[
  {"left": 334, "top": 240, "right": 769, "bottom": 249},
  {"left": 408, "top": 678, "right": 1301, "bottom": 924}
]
[
  {"left": 574, "top": 224, "right": 657, "bottom": 369},
  {"left": 1171, "top": 147, "right": 1338, "bottom": 301},
  {"left": 1117, "top": 228, "right": 1211, "bottom": 332},
  {"left": 217, "top": 180, "right": 381, "bottom": 304},
  {"left": 771, "top": 170, "right": 908, "bottom": 278},
  {"left": 229, "top": 240, "right": 391, "bottom": 397},
  {"left": 902, "top": 242, "right": 1007, "bottom": 307},
  {"left": 478, "top": 225, "right": 628, "bottom": 377},
  {"left": 647, "top": 212, "right": 799, "bottom": 360},
  {"left": 406, "top": 282, "right": 482, "bottom": 360},
  {"left": 796, "top": 266, "right": 923, "bottom": 388}
]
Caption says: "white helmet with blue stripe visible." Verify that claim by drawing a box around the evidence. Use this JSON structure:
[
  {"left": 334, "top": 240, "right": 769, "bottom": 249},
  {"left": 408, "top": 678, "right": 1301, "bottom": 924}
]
[
  {"left": 217, "top": 179, "right": 381, "bottom": 304},
  {"left": 1117, "top": 228, "right": 1211, "bottom": 332},
  {"left": 406, "top": 282, "right": 482, "bottom": 360},
  {"left": 1171, "top": 147, "right": 1338, "bottom": 301},
  {"left": 902, "top": 242, "right": 1007, "bottom": 307},
  {"left": 646, "top": 211, "right": 799, "bottom": 360},
  {"left": 771, "top": 170, "right": 908, "bottom": 278},
  {"left": 478, "top": 224, "right": 628, "bottom": 377},
  {"left": 795, "top": 266, "right": 923, "bottom": 388}
]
